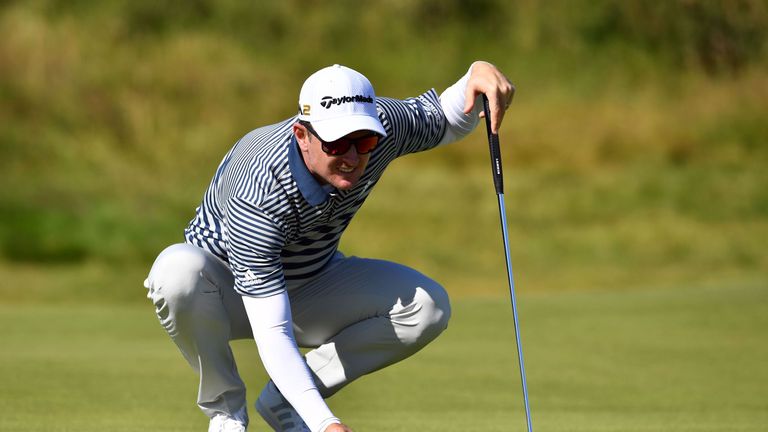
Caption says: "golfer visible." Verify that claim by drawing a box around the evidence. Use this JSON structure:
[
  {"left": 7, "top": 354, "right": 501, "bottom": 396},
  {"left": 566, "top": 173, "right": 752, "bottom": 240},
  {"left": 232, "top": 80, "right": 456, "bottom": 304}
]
[{"left": 144, "top": 61, "right": 514, "bottom": 432}]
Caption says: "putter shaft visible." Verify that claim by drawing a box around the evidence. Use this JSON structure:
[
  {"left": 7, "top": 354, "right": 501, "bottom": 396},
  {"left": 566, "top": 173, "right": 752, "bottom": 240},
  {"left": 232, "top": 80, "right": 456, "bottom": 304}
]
[{"left": 497, "top": 193, "right": 533, "bottom": 432}]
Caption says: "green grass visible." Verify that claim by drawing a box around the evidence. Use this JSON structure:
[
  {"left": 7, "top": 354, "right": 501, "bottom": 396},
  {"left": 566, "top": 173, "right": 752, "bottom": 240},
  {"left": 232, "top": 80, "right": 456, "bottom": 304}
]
[
  {"left": 1, "top": 2, "right": 767, "bottom": 299},
  {"left": 1, "top": 3, "right": 767, "bottom": 429},
  {"left": 2, "top": 1, "right": 768, "bottom": 273},
  {"left": 1, "top": 281, "right": 765, "bottom": 431}
]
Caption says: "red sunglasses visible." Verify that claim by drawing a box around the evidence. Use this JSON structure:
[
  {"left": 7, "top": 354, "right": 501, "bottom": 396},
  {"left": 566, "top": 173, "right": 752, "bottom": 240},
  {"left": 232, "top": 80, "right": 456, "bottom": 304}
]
[{"left": 300, "top": 121, "right": 380, "bottom": 156}]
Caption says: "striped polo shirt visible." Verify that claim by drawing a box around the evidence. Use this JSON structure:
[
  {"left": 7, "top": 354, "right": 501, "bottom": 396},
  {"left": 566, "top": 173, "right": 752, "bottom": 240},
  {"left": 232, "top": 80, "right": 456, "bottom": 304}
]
[{"left": 185, "top": 90, "right": 446, "bottom": 297}]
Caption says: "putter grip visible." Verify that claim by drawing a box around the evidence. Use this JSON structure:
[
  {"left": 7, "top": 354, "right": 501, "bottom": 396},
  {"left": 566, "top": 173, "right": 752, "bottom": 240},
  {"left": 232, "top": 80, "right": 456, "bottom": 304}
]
[{"left": 482, "top": 95, "right": 504, "bottom": 194}]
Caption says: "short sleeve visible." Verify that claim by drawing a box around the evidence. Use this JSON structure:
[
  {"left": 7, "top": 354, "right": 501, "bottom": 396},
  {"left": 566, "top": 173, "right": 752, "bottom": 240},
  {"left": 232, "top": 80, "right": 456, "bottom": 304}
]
[
  {"left": 224, "top": 195, "right": 287, "bottom": 297},
  {"left": 377, "top": 89, "right": 447, "bottom": 158}
]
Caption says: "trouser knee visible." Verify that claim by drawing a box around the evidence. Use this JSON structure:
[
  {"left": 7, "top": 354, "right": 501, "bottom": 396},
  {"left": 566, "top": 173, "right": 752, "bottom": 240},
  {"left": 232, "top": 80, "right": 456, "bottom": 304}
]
[
  {"left": 144, "top": 243, "right": 221, "bottom": 319},
  {"left": 395, "top": 282, "right": 451, "bottom": 346}
]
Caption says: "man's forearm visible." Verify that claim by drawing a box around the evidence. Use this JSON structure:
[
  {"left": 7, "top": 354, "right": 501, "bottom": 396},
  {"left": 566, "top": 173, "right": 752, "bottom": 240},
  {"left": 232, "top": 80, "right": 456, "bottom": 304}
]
[
  {"left": 242, "top": 293, "right": 341, "bottom": 432},
  {"left": 437, "top": 62, "right": 486, "bottom": 146}
]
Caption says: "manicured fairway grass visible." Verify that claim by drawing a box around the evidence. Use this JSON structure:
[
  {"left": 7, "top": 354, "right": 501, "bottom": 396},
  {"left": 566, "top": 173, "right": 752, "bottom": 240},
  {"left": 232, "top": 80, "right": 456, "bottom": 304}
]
[{"left": 1, "top": 281, "right": 765, "bottom": 431}]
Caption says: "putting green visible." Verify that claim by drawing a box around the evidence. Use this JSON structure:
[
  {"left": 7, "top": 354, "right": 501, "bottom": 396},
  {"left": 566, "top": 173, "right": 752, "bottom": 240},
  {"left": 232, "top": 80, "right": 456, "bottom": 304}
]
[{"left": 1, "top": 281, "right": 765, "bottom": 431}]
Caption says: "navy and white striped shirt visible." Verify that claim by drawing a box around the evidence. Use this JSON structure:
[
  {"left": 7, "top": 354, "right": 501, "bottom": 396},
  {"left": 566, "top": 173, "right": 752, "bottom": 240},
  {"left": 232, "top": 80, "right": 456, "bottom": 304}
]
[{"left": 185, "top": 90, "right": 446, "bottom": 297}]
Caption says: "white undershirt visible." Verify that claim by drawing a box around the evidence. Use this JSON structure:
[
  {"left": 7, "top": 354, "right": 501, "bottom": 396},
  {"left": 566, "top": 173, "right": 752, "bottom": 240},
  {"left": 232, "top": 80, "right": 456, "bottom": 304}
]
[
  {"left": 437, "top": 61, "right": 486, "bottom": 146},
  {"left": 242, "top": 64, "right": 482, "bottom": 432}
]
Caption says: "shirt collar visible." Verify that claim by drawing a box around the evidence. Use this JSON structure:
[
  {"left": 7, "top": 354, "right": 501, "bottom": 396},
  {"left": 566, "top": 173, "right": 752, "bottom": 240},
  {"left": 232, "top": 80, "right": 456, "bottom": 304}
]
[{"left": 288, "top": 136, "right": 332, "bottom": 206}]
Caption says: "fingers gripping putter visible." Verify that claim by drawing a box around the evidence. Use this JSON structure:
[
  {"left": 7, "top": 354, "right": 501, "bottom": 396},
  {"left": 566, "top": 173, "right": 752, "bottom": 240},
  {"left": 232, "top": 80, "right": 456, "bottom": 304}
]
[{"left": 482, "top": 95, "right": 534, "bottom": 432}]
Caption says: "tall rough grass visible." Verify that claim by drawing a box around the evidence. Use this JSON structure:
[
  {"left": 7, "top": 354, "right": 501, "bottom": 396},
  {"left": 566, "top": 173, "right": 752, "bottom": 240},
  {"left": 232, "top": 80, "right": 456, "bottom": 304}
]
[{"left": 1, "top": 0, "right": 766, "bottom": 298}]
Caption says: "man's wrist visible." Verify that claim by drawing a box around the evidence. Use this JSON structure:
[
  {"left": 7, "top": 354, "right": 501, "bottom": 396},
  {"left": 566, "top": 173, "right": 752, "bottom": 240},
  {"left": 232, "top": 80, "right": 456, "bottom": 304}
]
[
  {"left": 317, "top": 417, "right": 342, "bottom": 432},
  {"left": 438, "top": 65, "right": 482, "bottom": 146}
]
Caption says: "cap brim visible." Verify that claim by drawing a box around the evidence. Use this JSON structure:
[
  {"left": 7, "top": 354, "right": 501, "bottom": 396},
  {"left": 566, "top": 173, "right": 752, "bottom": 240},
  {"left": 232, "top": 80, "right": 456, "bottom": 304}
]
[{"left": 311, "top": 114, "right": 387, "bottom": 142}]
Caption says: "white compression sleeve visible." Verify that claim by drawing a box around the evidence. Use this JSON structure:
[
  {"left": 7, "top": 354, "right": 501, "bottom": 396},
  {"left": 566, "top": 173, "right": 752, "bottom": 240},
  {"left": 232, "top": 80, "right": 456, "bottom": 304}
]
[
  {"left": 242, "top": 293, "right": 340, "bottom": 432},
  {"left": 437, "top": 61, "right": 486, "bottom": 146}
]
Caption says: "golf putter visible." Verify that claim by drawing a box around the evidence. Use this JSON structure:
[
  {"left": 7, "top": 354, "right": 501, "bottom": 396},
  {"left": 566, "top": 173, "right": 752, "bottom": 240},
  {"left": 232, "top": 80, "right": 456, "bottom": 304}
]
[{"left": 482, "top": 95, "right": 534, "bottom": 432}]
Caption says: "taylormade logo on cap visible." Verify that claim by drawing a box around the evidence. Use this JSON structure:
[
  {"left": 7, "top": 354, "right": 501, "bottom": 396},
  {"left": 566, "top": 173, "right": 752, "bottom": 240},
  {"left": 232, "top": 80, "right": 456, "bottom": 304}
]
[
  {"left": 319, "top": 94, "right": 374, "bottom": 109},
  {"left": 298, "top": 64, "right": 387, "bottom": 142}
]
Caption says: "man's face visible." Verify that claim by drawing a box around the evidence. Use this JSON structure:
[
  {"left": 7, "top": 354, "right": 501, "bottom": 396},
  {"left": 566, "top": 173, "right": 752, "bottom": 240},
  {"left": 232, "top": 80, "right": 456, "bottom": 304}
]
[{"left": 294, "top": 123, "right": 375, "bottom": 190}]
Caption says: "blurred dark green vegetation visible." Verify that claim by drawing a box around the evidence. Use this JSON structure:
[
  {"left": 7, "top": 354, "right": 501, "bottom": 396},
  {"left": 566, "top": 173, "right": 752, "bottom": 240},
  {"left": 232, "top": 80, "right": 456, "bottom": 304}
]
[{"left": 1, "top": 0, "right": 766, "bottom": 301}]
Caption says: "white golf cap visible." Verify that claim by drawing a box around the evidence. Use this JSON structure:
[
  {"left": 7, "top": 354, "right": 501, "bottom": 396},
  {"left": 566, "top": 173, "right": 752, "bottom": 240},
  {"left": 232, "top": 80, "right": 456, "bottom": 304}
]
[{"left": 297, "top": 64, "right": 387, "bottom": 141}]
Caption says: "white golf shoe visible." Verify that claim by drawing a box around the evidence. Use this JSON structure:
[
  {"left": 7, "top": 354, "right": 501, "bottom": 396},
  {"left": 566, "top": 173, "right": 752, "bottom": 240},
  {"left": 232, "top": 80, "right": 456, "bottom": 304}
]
[
  {"left": 208, "top": 404, "right": 248, "bottom": 432},
  {"left": 255, "top": 381, "right": 310, "bottom": 432}
]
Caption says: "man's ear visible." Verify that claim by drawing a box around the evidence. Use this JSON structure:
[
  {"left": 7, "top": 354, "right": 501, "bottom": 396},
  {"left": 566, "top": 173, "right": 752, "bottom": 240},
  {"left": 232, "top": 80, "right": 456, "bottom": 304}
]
[{"left": 293, "top": 123, "right": 310, "bottom": 152}]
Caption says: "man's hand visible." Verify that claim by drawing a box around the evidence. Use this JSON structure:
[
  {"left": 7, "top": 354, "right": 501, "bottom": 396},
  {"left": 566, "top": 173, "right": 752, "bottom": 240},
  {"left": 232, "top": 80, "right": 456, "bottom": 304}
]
[
  {"left": 464, "top": 61, "right": 515, "bottom": 134},
  {"left": 324, "top": 422, "right": 353, "bottom": 432}
]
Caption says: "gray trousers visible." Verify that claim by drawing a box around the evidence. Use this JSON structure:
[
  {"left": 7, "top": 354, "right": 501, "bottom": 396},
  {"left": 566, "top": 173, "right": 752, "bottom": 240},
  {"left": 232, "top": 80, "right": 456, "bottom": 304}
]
[{"left": 144, "top": 243, "right": 451, "bottom": 418}]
